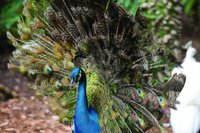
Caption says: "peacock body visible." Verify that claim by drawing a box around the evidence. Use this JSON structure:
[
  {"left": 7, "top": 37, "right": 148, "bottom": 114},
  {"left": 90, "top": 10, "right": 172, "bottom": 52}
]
[
  {"left": 70, "top": 67, "right": 101, "bottom": 133},
  {"left": 7, "top": 0, "right": 186, "bottom": 132}
]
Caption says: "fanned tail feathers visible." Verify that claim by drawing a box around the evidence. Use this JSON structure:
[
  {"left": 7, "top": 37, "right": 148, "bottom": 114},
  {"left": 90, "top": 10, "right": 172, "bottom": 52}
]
[{"left": 7, "top": 0, "right": 186, "bottom": 132}]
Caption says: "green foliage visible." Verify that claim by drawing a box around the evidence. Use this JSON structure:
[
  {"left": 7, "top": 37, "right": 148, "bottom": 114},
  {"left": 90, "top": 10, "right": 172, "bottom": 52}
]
[
  {"left": 182, "top": 0, "right": 200, "bottom": 17},
  {"left": 116, "top": 0, "right": 141, "bottom": 15},
  {"left": 142, "top": 0, "right": 182, "bottom": 47},
  {"left": 0, "top": 0, "right": 23, "bottom": 33},
  {"left": 182, "top": 0, "right": 195, "bottom": 13}
]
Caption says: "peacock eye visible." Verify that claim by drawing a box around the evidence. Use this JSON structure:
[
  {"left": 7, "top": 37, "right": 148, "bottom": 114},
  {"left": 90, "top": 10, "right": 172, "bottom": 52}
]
[
  {"left": 62, "top": 118, "right": 69, "bottom": 125},
  {"left": 43, "top": 64, "right": 52, "bottom": 74},
  {"left": 158, "top": 96, "right": 163, "bottom": 102},
  {"left": 137, "top": 89, "right": 142, "bottom": 95},
  {"left": 28, "top": 70, "right": 36, "bottom": 77},
  {"left": 47, "top": 68, "right": 51, "bottom": 73},
  {"left": 55, "top": 81, "right": 62, "bottom": 88}
]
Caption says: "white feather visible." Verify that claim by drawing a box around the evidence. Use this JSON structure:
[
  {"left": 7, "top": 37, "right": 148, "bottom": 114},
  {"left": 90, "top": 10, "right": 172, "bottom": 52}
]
[{"left": 170, "top": 42, "right": 200, "bottom": 133}]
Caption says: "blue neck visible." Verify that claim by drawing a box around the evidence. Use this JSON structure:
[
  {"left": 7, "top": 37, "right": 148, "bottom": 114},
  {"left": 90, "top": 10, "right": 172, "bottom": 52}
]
[
  {"left": 75, "top": 70, "right": 89, "bottom": 118},
  {"left": 74, "top": 69, "right": 101, "bottom": 133}
]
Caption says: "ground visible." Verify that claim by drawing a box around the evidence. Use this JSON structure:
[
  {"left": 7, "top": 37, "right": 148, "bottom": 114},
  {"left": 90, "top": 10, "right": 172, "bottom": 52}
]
[
  {"left": 0, "top": 52, "right": 72, "bottom": 133},
  {"left": 0, "top": 97, "right": 72, "bottom": 133}
]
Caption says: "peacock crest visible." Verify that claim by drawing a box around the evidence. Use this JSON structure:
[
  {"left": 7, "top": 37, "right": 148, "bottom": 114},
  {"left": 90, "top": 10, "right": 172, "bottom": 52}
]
[{"left": 7, "top": 0, "right": 186, "bottom": 132}]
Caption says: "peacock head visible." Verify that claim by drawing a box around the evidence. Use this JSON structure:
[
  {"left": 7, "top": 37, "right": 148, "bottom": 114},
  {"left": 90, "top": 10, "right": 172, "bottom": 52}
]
[{"left": 70, "top": 67, "right": 82, "bottom": 86}]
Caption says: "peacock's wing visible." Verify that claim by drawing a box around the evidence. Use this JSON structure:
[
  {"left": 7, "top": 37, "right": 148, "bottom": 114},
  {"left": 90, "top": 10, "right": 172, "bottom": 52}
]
[{"left": 7, "top": 0, "right": 186, "bottom": 132}]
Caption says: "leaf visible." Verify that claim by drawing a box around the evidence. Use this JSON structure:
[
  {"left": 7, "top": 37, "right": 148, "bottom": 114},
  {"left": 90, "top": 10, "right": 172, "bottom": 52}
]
[
  {"left": 184, "top": 0, "right": 195, "bottom": 14},
  {"left": 0, "top": 0, "right": 23, "bottom": 32}
]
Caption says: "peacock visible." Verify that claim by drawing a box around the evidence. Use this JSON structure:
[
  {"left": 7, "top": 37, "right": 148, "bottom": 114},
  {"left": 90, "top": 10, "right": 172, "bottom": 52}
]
[
  {"left": 7, "top": 0, "right": 186, "bottom": 132},
  {"left": 170, "top": 42, "right": 200, "bottom": 133}
]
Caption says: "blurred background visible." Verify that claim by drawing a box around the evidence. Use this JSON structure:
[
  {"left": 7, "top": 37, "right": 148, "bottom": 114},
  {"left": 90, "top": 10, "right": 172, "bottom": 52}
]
[{"left": 0, "top": 0, "right": 199, "bottom": 132}]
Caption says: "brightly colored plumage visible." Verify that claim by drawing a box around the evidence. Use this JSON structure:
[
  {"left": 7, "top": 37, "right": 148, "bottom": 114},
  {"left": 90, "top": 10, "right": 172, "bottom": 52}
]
[
  {"left": 70, "top": 67, "right": 101, "bottom": 133},
  {"left": 7, "top": 0, "right": 186, "bottom": 132}
]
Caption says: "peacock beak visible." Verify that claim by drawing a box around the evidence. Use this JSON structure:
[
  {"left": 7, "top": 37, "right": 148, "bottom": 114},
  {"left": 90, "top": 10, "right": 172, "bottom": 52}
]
[{"left": 70, "top": 78, "right": 75, "bottom": 89}]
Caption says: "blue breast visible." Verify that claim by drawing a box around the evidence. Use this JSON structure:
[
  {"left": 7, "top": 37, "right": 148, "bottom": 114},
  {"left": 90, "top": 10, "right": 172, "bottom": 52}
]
[{"left": 74, "top": 107, "right": 101, "bottom": 133}]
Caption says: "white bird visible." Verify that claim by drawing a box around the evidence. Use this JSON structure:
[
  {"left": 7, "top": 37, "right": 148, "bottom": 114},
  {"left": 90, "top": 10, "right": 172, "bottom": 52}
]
[{"left": 170, "top": 41, "right": 200, "bottom": 133}]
